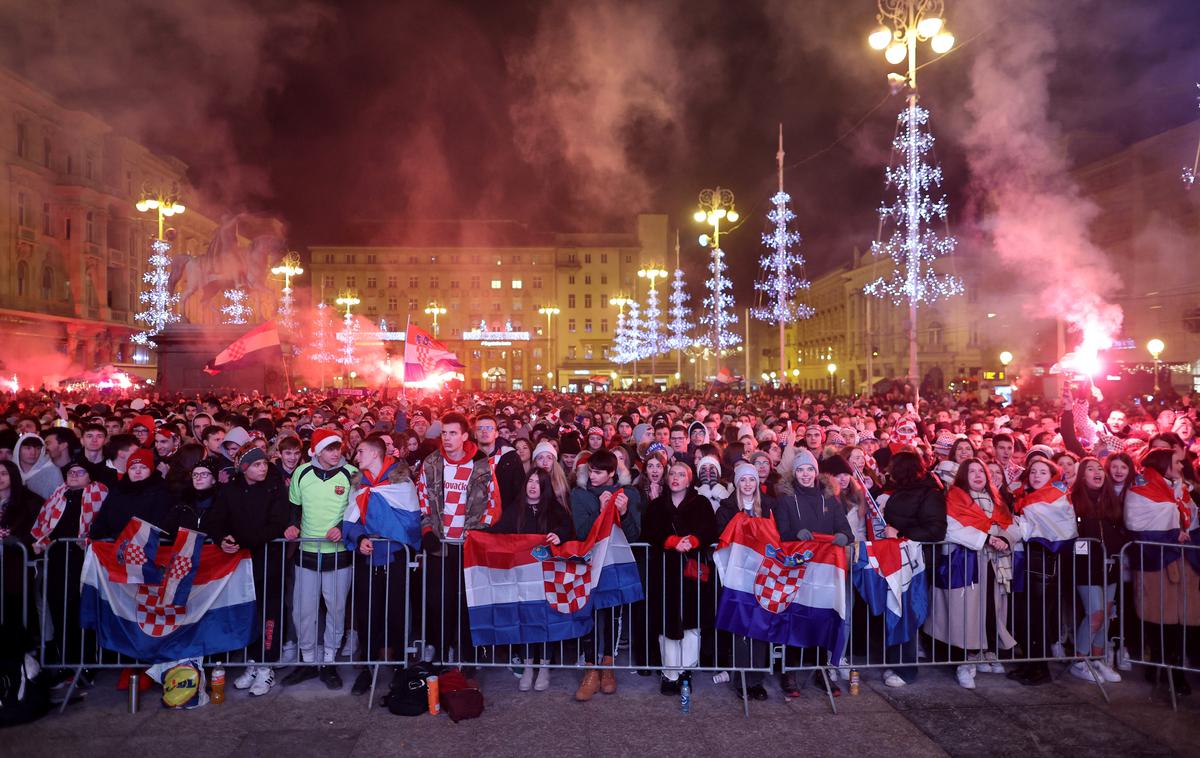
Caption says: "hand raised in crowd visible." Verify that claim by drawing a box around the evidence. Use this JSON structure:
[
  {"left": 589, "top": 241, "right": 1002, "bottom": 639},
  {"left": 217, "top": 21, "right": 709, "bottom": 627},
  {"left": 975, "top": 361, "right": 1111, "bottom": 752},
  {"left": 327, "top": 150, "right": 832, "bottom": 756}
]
[
  {"left": 614, "top": 490, "right": 629, "bottom": 516},
  {"left": 885, "top": 526, "right": 900, "bottom": 539}
]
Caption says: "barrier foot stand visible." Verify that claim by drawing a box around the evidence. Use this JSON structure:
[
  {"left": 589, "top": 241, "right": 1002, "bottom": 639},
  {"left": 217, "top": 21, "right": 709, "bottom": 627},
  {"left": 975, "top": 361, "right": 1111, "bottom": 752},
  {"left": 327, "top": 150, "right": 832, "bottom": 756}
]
[
  {"left": 1088, "top": 660, "right": 1110, "bottom": 704},
  {"left": 820, "top": 669, "right": 838, "bottom": 715},
  {"left": 58, "top": 667, "right": 83, "bottom": 714},
  {"left": 739, "top": 671, "right": 749, "bottom": 720},
  {"left": 367, "top": 664, "right": 380, "bottom": 711},
  {"left": 1166, "top": 667, "right": 1178, "bottom": 712}
]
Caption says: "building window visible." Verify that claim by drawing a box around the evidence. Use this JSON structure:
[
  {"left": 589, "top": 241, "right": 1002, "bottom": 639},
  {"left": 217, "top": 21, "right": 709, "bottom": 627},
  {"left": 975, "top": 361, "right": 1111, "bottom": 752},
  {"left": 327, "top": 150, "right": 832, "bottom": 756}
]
[
  {"left": 568, "top": 318, "right": 576, "bottom": 333},
  {"left": 584, "top": 319, "right": 593, "bottom": 333},
  {"left": 568, "top": 275, "right": 575, "bottom": 285},
  {"left": 408, "top": 276, "right": 419, "bottom": 288},
  {"left": 625, "top": 255, "right": 632, "bottom": 263},
  {"left": 366, "top": 276, "right": 377, "bottom": 289},
  {"left": 491, "top": 280, "right": 502, "bottom": 289},
  {"left": 43, "top": 138, "right": 51, "bottom": 168},
  {"left": 568, "top": 294, "right": 576, "bottom": 308},
  {"left": 409, "top": 298, "right": 419, "bottom": 310},
  {"left": 430, "top": 276, "right": 439, "bottom": 289},
  {"left": 324, "top": 253, "right": 335, "bottom": 263},
  {"left": 584, "top": 253, "right": 592, "bottom": 264},
  {"left": 584, "top": 345, "right": 594, "bottom": 359},
  {"left": 85, "top": 154, "right": 93, "bottom": 179},
  {"left": 492, "top": 302, "right": 502, "bottom": 312},
  {"left": 584, "top": 294, "right": 592, "bottom": 308},
  {"left": 64, "top": 217, "right": 71, "bottom": 239},
  {"left": 584, "top": 275, "right": 591, "bottom": 285},
  {"left": 601, "top": 253, "right": 608, "bottom": 264},
  {"left": 42, "top": 203, "right": 51, "bottom": 235},
  {"left": 345, "top": 254, "right": 356, "bottom": 264},
  {"left": 512, "top": 279, "right": 522, "bottom": 289},
  {"left": 928, "top": 321, "right": 944, "bottom": 346},
  {"left": 367, "top": 305, "right": 377, "bottom": 316},
  {"left": 126, "top": 170, "right": 132, "bottom": 196},
  {"left": 450, "top": 280, "right": 460, "bottom": 289},
  {"left": 409, "top": 256, "right": 419, "bottom": 264},
  {"left": 532, "top": 276, "right": 543, "bottom": 289},
  {"left": 85, "top": 211, "right": 95, "bottom": 242},
  {"left": 17, "top": 192, "right": 28, "bottom": 227},
  {"left": 16, "top": 122, "right": 27, "bottom": 157},
  {"left": 367, "top": 254, "right": 377, "bottom": 264},
  {"left": 346, "top": 275, "right": 357, "bottom": 288},
  {"left": 450, "top": 254, "right": 460, "bottom": 263},
  {"left": 601, "top": 318, "right": 609, "bottom": 333},
  {"left": 387, "top": 296, "right": 398, "bottom": 311},
  {"left": 471, "top": 276, "right": 481, "bottom": 289},
  {"left": 16, "top": 261, "right": 28, "bottom": 296},
  {"left": 387, "top": 275, "right": 397, "bottom": 288},
  {"left": 471, "top": 255, "right": 481, "bottom": 264},
  {"left": 430, "top": 255, "right": 438, "bottom": 263},
  {"left": 511, "top": 254, "right": 521, "bottom": 263},
  {"left": 600, "top": 294, "right": 608, "bottom": 308},
  {"left": 567, "top": 345, "right": 577, "bottom": 359},
  {"left": 600, "top": 274, "right": 607, "bottom": 285},
  {"left": 323, "top": 274, "right": 334, "bottom": 289}
]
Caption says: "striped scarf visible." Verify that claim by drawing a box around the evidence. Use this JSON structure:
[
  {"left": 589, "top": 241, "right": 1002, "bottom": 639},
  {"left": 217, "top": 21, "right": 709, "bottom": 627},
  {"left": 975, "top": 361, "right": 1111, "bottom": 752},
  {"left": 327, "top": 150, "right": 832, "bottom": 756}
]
[{"left": 30, "top": 482, "right": 108, "bottom": 550}]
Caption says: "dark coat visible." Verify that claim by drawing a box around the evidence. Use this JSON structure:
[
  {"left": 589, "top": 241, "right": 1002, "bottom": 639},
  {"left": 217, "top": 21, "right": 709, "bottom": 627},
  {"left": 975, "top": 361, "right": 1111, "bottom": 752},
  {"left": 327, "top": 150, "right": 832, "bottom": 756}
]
[
  {"left": 208, "top": 475, "right": 291, "bottom": 550},
  {"left": 492, "top": 494, "right": 575, "bottom": 543},
  {"left": 882, "top": 478, "right": 947, "bottom": 543},
  {"left": 642, "top": 489, "right": 719, "bottom": 640},
  {"left": 488, "top": 446, "right": 528, "bottom": 515},
  {"left": 570, "top": 483, "right": 642, "bottom": 542},
  {"left": 160, "top": 486, "right": 221, "bottom": 541},
  {"left": 773, "top": 479, "right": 853, "bottom": 542},
  {"left": 89, "top": 475, "right": 170, "bottom": 541}
]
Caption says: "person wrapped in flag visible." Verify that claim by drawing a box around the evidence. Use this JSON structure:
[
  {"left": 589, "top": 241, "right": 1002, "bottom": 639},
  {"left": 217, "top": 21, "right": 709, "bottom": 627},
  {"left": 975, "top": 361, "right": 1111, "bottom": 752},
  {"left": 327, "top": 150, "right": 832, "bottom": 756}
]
[
  {"left": 924, "top": 458, "right": 1020, "bottom": 690},
  {"left": 1007, "top": 454, "right": 1077, "bottom": 686},
  {"left": 340, "top": 435, "right": 418, "bottom": 696},
  {"left": 1125, "top": 448, "right": 1200, "bottom": 688}
]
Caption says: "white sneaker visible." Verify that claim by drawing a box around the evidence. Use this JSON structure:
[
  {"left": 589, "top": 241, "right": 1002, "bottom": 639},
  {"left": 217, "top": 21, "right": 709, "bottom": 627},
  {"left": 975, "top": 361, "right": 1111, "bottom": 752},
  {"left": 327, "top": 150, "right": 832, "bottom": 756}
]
[
  {"left": 249, "top": 667, "right": 275, "bottom": 697},
  {"left": 422, "top": 644, "right": 435, "bottom": 663},
  {"left": 1116, "top": 647, "right": 1132, "bottom": 672},
  {"left": 534, "top": 662, "right": 551, "bottom": 692},
  {"left": 519, "top": 665, "right": 535, "bottom": 692},
  {"left": 968, "top": 652, "right": 1003, "bottom": 674},
  {"left": 234, "top": 662, "right": 258, "bottom": 689},
  {"left": 883, "top": 669, "right": 906, "bottom": 688},
  {"left": 956, "top": 664, "right": 976, "bottom": 689},
  {"left": 837, "top": 657, "right": 851, "bottom": 681},
  {"left": 1068, "top": 661, "right": 1097, "bottom": 682},
  {"left": 1051, "top": 641, "right": 1067, "bottom": 659},
  {"left": 280, "top": 643, "right": 297, "bottom": 664},
  {"left": 1092, "top": 659, "right": 1122, "bottom": 683}
]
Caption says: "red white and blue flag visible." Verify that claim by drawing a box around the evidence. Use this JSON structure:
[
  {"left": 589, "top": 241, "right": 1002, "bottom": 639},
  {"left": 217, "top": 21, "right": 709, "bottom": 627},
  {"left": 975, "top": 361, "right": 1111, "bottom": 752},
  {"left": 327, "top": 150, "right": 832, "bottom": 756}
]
[
  {"left": 713, "top": 514, "right": 847, "bottom": 651},
  {"left": 1124, "top": 468, "right": 1199, "bottom": 571},
  {"left": 81, "top": 520, "right": 257, "bottom": 662},
  {"left": 464, "top": 494, "right": 642, "bottom": 646},
  {"left": 403, "top": 324, "right": 465, "bottom": 383},
  {"left": 852, "top": 538, "right": 928, "bottom": 645},
  {"left": 1013, "top": 481, "right": 1077, "bottom": 553}
]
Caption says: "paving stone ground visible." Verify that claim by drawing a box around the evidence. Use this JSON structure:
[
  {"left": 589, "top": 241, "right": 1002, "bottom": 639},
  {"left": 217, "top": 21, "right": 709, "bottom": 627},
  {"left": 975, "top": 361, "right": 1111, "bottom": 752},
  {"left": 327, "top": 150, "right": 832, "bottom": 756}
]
[{"left": 6, "top": 662, "right": 1199, "bottom": 757}]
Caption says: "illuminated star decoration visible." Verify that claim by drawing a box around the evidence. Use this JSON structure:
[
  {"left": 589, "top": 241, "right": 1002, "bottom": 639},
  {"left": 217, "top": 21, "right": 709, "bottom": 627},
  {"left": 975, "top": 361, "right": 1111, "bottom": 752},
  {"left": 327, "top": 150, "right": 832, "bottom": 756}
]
[
  {"left": 699, "top": 246, "right": 741, "bottom": 352},
  {"left": 665, "top": 268, "right": 694, "bottom": 351},
  {"left": 221, "top": 289, "right": 251, "bottom": 324},
  {"left": 752, "top": 190, "right": 814, "bottom": 325},
  {"left": 131, "top": 239, "right": 180, "bottom": 348},
  {"left": 864, "top": 104, "right": 963, "bottom": 306}
]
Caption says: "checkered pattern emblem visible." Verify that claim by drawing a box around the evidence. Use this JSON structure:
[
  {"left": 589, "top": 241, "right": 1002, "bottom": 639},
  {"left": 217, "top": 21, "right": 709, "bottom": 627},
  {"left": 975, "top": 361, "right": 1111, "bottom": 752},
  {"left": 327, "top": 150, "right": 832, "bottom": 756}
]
[
  {"left": 167, "top": 554, "right": 194, "bottom": 581},
  {"left": 414, "top": 333, "right": 434, "bottom": 373},
  {"left": 135, "top": 584, "right": 185, "bottom": 637},
  {"left": 541, "top": 557, "right": 593, "bottom": 614},
  {"left": 753, "top": 553, "right": 808, "bottom": 614},
  {"left": 121, "top": 543, "right": 149, "bottom": 567},
  {"left": 225, "top": 339, "right": 247, "bottom": 362},
  {"left": 441, "top": 460, "right": 473, "bottom": 540}
]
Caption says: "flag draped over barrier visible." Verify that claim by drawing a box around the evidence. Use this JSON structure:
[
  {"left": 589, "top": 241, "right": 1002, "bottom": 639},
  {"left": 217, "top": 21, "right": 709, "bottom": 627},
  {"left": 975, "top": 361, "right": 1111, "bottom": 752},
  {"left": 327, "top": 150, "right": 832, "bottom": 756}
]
[
  {"left": 80, "top": 519, "right": 257, "bottom": 662},
  {"left": 464, "top": 495, "right": 642, "bottom": 646},
  {"left": 712, "top": 514, "right": 847, "bottom": 651},
  {"left": 1124, "top": 468, "right": 1200, "bottom": 571},
  {"left": 852, "top": 538, "right": 928, "bottom": 645}
]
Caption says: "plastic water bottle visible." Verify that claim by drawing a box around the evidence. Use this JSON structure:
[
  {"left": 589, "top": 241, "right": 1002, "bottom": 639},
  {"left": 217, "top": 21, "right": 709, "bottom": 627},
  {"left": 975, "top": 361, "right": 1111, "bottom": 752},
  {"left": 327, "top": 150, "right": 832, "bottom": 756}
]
[{"left": 680, "top": 676, "right": 691, "bottom": 715}]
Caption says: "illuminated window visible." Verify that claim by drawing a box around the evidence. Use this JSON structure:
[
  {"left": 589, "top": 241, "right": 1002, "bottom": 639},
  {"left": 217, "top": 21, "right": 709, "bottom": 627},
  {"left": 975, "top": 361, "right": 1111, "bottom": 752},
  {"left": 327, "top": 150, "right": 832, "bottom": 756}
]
[
  {"left": 491, "top": 280, "right": 502, "bottom": 289},
  {"left": 512, "top": 279, "right": 523, "bottom": 289},
  {"left": 584, "top": 319, "right": 593, "bottom": 333}
]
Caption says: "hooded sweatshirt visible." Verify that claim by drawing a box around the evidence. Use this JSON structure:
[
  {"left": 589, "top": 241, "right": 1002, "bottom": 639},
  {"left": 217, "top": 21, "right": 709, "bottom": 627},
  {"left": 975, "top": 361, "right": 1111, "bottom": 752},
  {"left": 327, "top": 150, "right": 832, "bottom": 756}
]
[{"left": 15, "top": 433, "right": 63, "bottom": 500}]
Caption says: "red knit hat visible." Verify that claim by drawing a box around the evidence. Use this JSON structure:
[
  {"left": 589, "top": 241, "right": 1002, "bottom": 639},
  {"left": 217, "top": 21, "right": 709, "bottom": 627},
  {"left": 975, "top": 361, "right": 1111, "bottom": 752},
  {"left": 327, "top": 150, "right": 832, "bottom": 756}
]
[
  {"left": 310, "top": 429, "right": 343, "bottom": 456},
  {"left": 127, "top": 448, "right": 155, "bottom": 472},
  {"left": 130, "top": 414, "right": 156, "bottom": 433}
]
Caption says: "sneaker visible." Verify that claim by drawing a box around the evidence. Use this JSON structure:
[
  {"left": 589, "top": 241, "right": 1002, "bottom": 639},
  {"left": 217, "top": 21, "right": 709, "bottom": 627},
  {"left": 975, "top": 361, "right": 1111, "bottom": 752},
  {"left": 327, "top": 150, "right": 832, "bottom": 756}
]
[
  {"left": 249, "top": 667, "right": 275, "bottom": 697},
  {"left": 351, "top": 668, "right": 373, "bottom": 696},
  {"left": 534, "top": 662, "right": 551, "bottom": 692},
  {"left": 281, "top": 666, "right": 319, "bottom": 687},
  {"left": 779, "top": 672, "right": 802, "bottom": 698},
  {"left": 1068, "top": 661, "right": 1097, "bottom": 683},
  {"left": 339, "top": 630, "right": 359, "bottom": 659},
  {"left": 956, "top": 664, "right": 977, "bottom": 690},
  {"left": 510, "top": 655, "right": 525, "bottom": 678},
  {"left": 883, "top": 669, "right": 906, "bottom": 688},
  {"left": 981, "top": 653, "right": 1005, "bottom": 674},
  {"left": 837, "top": 657, "right": 851, "bottom": 681},
  {"left": 519, "top": 665, "right": 535, "bottom": 692},
  {"left": 1092, "top": 659, "right": 1122, "bottom": 683},
  {"left": 280, "top": 642, "right": 297, "bottom": 664},
  {"left": 234, "top": 663, "right": 258, "bottom": 690},
  {"left": 1116, "top": 647, "right": 1132, "bottom": 672},
  {"left": 1051, "top": 641, "right": 1067, "bottom": 659},
  {"left": 319, "top": 666, "right": 343, "bottom": 690}
]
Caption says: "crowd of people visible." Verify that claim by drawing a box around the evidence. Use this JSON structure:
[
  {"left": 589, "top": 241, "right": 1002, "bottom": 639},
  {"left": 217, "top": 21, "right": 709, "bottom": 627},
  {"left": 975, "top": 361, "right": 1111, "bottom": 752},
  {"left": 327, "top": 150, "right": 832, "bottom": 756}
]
[{"left": 0, "top": 378, "right": 1198, "bottom": 707}]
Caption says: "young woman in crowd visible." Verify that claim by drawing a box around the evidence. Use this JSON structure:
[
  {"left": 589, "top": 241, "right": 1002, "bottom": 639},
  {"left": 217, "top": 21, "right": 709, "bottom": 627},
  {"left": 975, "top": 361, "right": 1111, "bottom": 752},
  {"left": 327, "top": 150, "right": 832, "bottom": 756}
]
[
  {"left": 0, "top": 459, "right": 38, "bottom": 642},
  {"left": 532, "top": 440, "right": 571, "bottom": 512}
]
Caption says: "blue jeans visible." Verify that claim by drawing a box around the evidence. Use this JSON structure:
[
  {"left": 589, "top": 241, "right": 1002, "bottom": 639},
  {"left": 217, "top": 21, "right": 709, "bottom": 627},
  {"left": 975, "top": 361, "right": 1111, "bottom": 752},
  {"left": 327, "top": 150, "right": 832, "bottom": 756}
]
[{"left": 1076, "top": 583, "right": 1116, "bottom": 654}]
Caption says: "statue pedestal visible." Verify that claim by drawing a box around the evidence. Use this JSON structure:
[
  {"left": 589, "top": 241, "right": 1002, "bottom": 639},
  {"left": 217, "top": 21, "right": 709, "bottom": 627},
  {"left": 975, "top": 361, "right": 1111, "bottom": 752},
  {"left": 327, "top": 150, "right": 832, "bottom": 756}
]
[{"left": 155, "top": 324, "right": 288, "bottom": 395}]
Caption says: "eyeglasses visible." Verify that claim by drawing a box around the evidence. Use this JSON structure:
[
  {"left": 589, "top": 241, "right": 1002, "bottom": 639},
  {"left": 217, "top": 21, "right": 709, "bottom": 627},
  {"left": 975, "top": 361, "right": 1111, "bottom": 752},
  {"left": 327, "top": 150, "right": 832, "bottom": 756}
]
[{"left": 192, "top": 471, "right": 214, "bottom": 479}]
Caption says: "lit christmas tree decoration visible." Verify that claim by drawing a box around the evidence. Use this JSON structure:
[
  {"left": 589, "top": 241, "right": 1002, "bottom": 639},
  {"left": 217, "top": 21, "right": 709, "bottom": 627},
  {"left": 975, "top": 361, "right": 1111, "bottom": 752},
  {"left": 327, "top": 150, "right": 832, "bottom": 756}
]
[
  {"left": 864, "top": 104, "right": 962, "bottom": 306},
  {"left": 131, "top": 238, "right": 180, "bottom": 349},
  {"left": 752, "top": 190, "right": 814, "bottom": 325},
  {"left": 309, "top": 302, "right": 337, "bottom": 365},
  {"left": 699, "top": 247, "right": 741, "bottom": 352},
  {"left": 221, "top": 289, "right": 251, "bottom": 324},
  {"left": 665, "top": 267, "right": 694, "bottom": 351}
]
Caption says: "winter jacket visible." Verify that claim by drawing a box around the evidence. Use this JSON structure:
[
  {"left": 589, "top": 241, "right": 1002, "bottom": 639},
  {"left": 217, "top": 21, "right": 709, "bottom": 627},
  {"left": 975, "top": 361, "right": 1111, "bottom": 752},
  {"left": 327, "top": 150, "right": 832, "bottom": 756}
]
[
  {"left": 570, "top": 482, "right": 642, "bottom": 542},
  {"left": 14, "top": 434, "right": 62, "bottom": 500},
  {"left": 160, "top": 485, "right": 221, "bottom": 540},
  {"left": 89, "top": 475, "right": 171, "bottom": 541},
  {"left": 417, "top": 441, "right": 500, "bottom": 551},
  {"left": 772, "top": 477, "right": 853, "bottom": 542},
  {"left": 210, "top": 475, "right": 291, "bottom": 551},
  {"left": 342, "top": 458, "right": 418, "bottom": 566},
  {"left": 880, "top": 477, "right": 948, "bottom": 543}
]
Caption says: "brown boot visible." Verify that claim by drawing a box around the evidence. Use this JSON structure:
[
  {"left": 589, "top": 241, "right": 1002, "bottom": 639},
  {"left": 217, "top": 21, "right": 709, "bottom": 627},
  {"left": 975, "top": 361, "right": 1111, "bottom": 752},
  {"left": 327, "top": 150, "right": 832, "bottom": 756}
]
[
  {"left": 575, "top": 669, "right": 601, "bottom": 701},
  {"left": 600, "top": 656, "right": 617, "bottom": 694}
]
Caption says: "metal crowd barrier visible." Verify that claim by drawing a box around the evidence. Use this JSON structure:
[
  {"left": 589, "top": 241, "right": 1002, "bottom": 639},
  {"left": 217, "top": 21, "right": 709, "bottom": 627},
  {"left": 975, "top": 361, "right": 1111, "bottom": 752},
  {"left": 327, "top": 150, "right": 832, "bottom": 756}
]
[
  {"left": 18, "top": 533, "right": 1143, "bottom": 717},
  {"left": 1119, "top": 540, "right": 1200, "bottom": 711}
]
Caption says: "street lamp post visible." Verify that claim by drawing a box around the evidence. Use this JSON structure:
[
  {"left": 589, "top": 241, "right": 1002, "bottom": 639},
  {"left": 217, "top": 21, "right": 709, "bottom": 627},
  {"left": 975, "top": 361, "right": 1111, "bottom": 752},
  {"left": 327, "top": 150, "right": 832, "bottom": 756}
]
[
  {"left": 135, "top": 185, "right": 187, "bottom": 242},
  {"left": 867, "top": 0, "right": 956, "bottom": 406},
  {"left": 827, "top": 362, "right": 838, "bottom": 395},
  {"left": 271, "top": 252, "right": 304, "bottom": 332},
  {"left": 538, "top": 305, "right": 560, "bottom": 389},
  {"left": 637, "top": 266, "right": 668, "bottom": 385},
  {"left": 424, "top": 302, "right": 447, "bottom": 338},
  {"left": 999, "top": 350, "right": 1013, "bottom": 379},
  {"left": 693, "top": 187, "right": 740, "bottom": 372},
  {"left": 1147, "top": 338, "right": 1165, "bottom": 393},
  {"left": 132, "top": 185, "right": 187, "bottom": 348},
  {"left": 335, "top": 289, "right": 361, "bottom": 373}
]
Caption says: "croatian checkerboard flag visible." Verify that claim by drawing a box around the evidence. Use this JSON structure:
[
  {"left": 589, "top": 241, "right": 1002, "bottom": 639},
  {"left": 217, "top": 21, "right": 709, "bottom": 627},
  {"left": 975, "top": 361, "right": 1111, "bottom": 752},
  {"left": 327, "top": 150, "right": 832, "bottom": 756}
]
[
  {"left": 852, "top": 538, "right": 929, "bottom": 645},
  {"left": 403, "top": 324, "right": 465, "bottom": 383},
  {"left": 1124, "top": 468, "right": 1199, "bottom": 571},
  {"left": 713, "top": 514, "right": 847, "bottom": 651},
  {"left": 203, "top": 321, "right": 281, "bottom": 375},
  {"left": 464, "top": 496, "right": 643, "bottom": 646},
  {"left": 81, "top": 522, "right": 257, "bottom": 663}
]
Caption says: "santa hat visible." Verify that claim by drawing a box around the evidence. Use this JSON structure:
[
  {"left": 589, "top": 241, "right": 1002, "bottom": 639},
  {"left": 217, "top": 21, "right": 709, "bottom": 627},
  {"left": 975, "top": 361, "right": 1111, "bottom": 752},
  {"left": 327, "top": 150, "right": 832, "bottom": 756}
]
[{"left": 310, "top": 429, "right": 343, "bottom": 456}]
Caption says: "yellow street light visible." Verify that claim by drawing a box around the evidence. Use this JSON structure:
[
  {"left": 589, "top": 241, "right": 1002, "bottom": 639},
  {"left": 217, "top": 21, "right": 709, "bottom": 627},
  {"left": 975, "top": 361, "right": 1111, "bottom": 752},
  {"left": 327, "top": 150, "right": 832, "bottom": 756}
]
[
  {"left": 827, "top": 362, "right": 837, "bottom": 375},
  {"left": 916, "top": 16, "right": 943, "bottom": 37},
  {"left": 271, "top": 251, "right": 304, "bottom": 289},
  {"left": 135, "top": 184, "right": 186, "bottom": 240},
  {"left": 884, "top": 41, "right": 907, "bottom": 64},
  {"left": 1147, "top": 338, "right": 1165, "bottom": 360},
  {"left": 868, "top": 25, "right": 893, "bottom": 49},
  {"left": 930, "top": 31, "right": 954, "bottom": 54},
  {"left": 999, "top": 350, "right": 1013, "bottom": 368},
  {"left": 335, "top": 289, "right": 360, "bottom": 317},
  {"left": 424, "top": 302, "right": 448, "bottom": 337}
]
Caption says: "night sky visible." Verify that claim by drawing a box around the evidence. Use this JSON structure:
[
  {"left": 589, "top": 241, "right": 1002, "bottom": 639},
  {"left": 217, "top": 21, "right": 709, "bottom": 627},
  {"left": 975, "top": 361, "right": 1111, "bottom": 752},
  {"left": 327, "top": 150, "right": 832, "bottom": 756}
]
[{"left": 4, "top": 0, "right": 1199, "bottom": 305}]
